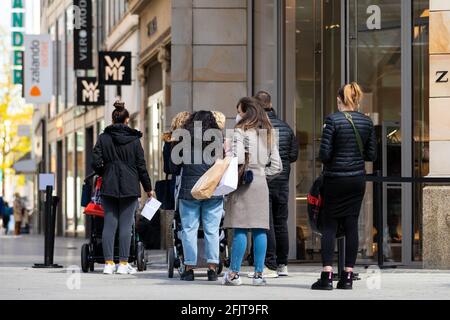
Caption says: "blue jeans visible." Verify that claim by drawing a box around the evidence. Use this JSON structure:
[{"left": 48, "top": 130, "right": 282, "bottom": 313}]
[
  {"left": 230, "top": 229, "right": 267, "bottom": 274},
  {"left": 179, "top": 198, "right": 224, "bottom": 266}
]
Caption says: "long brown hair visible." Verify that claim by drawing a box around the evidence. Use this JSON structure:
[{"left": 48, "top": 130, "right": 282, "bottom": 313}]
[
  {"left": 236, "top": 97, "right": 273, "bottom": 146},
  {"left": 338, "top": 82, "right": 363, "bottom": 111}
]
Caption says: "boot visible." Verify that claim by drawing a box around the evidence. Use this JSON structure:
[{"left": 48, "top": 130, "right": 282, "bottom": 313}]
[
  {"left": 311, "top": 271, "right": 333, "bottom": 290},
  {"left": 336, "top": 271, "right": 353, "bottom": 290}
]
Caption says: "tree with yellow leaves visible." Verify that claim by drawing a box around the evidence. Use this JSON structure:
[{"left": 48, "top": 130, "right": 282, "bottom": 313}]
[{"left": 0, "top": 26, "right": 33, "bottom": 197}]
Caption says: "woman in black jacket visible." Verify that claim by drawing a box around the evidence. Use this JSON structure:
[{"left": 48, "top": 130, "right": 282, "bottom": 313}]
[
  {"left": 312, "top": 82, "right": 376, "bottom": 290},
  {"left": 92, "top": 101, "right": 153, "bottom": 275}
]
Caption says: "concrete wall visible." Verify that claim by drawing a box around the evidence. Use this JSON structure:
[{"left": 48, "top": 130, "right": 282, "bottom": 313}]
[
  {"left": 171, "top": 0, "right": 248, "bottom": 127},
  {"left": 423, "top": 0, "right": 450, "bottom": 269}
]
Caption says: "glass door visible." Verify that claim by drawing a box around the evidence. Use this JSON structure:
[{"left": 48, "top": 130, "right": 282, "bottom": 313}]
[
  {"left": 295, "top": 0, "right": 342, "bottom": 261},
  {"left": 347, "top": 0, "right": 403, "bottom": 263}
]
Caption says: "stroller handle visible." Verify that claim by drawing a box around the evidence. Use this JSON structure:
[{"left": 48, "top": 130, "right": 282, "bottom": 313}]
[{"left": 84, "top": 172, "right": 97, "bottom": 182}]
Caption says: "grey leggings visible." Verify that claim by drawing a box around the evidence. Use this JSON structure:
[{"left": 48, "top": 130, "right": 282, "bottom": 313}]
[{"left": 101, "top": 196, "right": 138, "bottom": 261}]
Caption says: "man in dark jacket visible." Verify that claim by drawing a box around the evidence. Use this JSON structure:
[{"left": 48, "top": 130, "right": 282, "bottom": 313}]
[{"left": 255, "top": 91, "right": 299, "bottom": 277}]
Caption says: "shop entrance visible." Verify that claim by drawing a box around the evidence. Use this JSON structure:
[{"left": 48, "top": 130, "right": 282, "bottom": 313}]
[{"left": 292, "top": 0, "right": 414, "bottom": 265}]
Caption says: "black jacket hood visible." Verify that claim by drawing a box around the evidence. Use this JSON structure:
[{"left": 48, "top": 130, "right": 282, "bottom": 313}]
[{"left": 104, "top": 124, "right": 143, "bottom": 145}]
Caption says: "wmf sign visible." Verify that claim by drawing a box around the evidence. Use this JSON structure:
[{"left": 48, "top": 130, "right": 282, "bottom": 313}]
[
  {"left": 77, "top": 77, "right": 104, "bottom": 106},
  {"left": 98, "top": 52, "right": 132, "bottom": 85}
]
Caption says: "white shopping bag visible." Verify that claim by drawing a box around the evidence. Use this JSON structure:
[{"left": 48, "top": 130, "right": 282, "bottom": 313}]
[
  {"left": 213, "top": 157, "right": 238, "bottom": 196},
  {"left": 141, "top": 197, "right": 162, "bottom": 221}
]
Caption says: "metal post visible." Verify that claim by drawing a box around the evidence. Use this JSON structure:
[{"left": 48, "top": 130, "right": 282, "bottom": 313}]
[{"left": 376, "top": 170, "right": 384, "bottom": 267}]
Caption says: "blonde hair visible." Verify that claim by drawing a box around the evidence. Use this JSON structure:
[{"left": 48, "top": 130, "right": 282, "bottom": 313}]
[
  {"left": 212, "top": 111, "right": 226, "bottom": 130},
  {"left": 162, "top": 111, "right": 191, "bottom": 142},
  {"left": 338, "top": 82, "right": 363, "bottom": 111}
]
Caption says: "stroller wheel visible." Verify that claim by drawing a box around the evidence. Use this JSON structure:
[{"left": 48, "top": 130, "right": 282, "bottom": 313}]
[
  {"left": 167, "top": 248, "right": 175, "bottom": 278},
  {"left": 217, "top": 262, "right": 223, "bottom": 276},
  {"left": 136, "top": 242, "right": 146, "bottom": 272},
  {"left": 81, "top": 244, "right": 90, "bottom": 273}
]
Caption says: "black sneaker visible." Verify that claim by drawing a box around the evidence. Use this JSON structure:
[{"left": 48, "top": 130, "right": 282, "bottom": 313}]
[
  {"left": 180, "top": 269, "right": 194, "bottom": 281},
  {"left": 207, "top": 269, "right": 218, "bottom": 281}
]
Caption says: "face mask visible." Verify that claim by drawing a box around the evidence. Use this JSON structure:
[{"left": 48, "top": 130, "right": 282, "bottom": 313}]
[{"left": 236, "top": 114, "right": 243, "bottom": 124}]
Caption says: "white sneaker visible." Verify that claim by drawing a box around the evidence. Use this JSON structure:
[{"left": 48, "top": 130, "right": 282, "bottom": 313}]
[
  {"left": 252, "top": 275, "right": 267, "bottom": 286},
  {"left": 247, "top": 267, "right": 279, "bottom": 278},
  {"left": 116, "top": 263, "right": 137, "bottom": 275},
  {"left": 103, "top": 263, "right": 116, "bottom": 275},
  {"left": 222, "top": 272, "right": 242, "bottom": 286},
  {"left": 277, "top": 265, "right": 289, "bottom": 276}
]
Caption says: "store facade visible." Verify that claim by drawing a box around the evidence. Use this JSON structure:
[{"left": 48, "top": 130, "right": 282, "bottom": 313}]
[{"left": 170, "top": 0, "right": 441, "bottom": 267}]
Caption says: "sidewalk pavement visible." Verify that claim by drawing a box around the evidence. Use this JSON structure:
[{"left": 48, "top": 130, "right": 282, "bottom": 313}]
[{"left": 1, "top": 234, "right": 449, "bottom": 300}]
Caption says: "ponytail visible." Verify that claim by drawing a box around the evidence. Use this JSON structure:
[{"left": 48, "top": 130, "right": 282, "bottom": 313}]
[{"left": 338, "top": 82, "right": 363, "bottom": 110}]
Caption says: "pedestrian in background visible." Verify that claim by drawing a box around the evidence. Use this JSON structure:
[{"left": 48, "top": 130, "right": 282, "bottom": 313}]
[
  {"left": 13, "top": 193, "right": 23, "bottom": 236},
  {"left": 312, "top": 82, "right": 376, "bottom": 290},
  {"left": 253, "top": 91, "right": 299, "bottom": 278},
  {"left": 170, "top": 111, "right": 224, "bottom": 282},
  {"left": 2, "top": 201, "right": 12, "bottom": 235},
  {"left": 222, "top": 97, "right": 282, "bottom": 286},
  {"left": 92, "top": 101, "right": 154, "bottom": 275}
]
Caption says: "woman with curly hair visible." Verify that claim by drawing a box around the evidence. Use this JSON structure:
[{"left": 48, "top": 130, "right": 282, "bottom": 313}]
[{"left": 170, "top": 110, "right": 224, "bottom": 282}]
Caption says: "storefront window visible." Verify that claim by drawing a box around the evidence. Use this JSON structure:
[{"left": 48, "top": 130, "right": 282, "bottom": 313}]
[
  {"left": 66, "top": 135, "right": 75, "bottom": 233},
  {"left": 76, "top": 131, "right": 85, "bottom": 234}
]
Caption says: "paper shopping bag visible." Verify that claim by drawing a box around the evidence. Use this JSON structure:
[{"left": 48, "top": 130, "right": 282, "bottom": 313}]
[
  {"left": 213, "top": 157, "right": 238, "bottom": 196},
  {"left": 191, "top": 157, "right": 232, "bottom": 200}
]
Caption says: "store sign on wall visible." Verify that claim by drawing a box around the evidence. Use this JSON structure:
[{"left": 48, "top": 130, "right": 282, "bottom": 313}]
[
  {"left": 24, "top": 34, "right": 53, "bottom": 103},
  {"left": 98, "top": 51, "right": 132, "bottom": 85},
  {"left": 77, "top": 77, "right": 105, "bottom": 106},
  {"left": 73, "top": 0, "right": 93, "bottom": 69},
  {"left": 11, "top": 0, "right": 25, "bottom": 85}
]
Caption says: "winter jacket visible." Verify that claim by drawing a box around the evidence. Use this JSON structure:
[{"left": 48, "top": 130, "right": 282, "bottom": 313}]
[
  {"left": 266, "top": 110, "right": 299, "bottom": 184},
  {"left": 319, "top": 111, "right": 377, "bottom": 177},
  {"left": 92, "top": 124, "right": 152, "bottom": 198}
]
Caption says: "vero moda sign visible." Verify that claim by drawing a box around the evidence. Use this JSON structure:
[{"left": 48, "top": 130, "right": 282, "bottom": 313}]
[
  {"left": 73, "top": 0, "right": 93, "bottom": 70},
  {"left": 98, "top": 51, "right": 132, "bottom": 85}
]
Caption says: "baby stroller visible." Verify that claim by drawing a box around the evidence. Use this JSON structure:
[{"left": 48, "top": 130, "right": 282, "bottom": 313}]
[
  {"left": 80, "top": 174, "right": 147, "bottom": 273},
  {"left": 167, "top": 209, "right": 230, "bottom": 278}
]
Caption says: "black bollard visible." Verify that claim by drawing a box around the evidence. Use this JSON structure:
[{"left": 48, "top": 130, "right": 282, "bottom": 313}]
[{"left": 33, "top": 185, "right": 63, "bottom": 268}]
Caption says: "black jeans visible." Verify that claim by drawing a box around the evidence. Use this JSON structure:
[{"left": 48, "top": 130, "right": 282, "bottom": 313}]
[
  {"left": 321, "top": 214, "right": 359, "bottom": 268},
  {"left": 265, "top": 182, "right": 290, "bottom": 269}
]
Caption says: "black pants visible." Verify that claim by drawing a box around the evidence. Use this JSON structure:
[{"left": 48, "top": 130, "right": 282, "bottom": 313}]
[
  {"left": 321, "top": 214, "right": 359, "bottom": 268},
  {"left": 265, "top": 182, "right": 289, "bottom": 269}
]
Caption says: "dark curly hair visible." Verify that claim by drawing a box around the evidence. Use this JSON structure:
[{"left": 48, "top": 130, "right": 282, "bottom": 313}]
[{"left": 183, "top": 110, "right": 220, "bottom": 149}]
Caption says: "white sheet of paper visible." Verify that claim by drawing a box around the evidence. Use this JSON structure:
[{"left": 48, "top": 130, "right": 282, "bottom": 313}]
[{"left": 140, "top": 198, "right": 162, "bottom": 221}]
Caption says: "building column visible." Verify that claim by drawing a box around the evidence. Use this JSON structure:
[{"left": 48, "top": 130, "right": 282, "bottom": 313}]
[{"left": 423, "top": 0, "right": 450, "bottom": 269}]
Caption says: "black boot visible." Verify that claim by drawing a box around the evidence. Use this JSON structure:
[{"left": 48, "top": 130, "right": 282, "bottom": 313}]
[
  {"left": 180, "top": 269, "right": 195, "bottom": 281},
  {"left": 311, "top": 272, "right": 333, "bottom": 290},
  {"left": 336, "top": 271, "right": 353, "bottom": 290}
]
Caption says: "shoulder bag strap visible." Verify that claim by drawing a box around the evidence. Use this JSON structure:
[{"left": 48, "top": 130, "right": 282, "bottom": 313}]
[{"left": 343, "top": 112, "right": 364, "bottom": 157}]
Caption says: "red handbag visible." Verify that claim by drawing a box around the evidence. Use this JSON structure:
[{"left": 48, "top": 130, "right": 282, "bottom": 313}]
[{"left": 83, "top": 177, "right": 104, "bottom": 218}]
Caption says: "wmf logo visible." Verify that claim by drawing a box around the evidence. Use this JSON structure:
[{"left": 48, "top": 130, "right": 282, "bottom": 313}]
[
  {"left": 77, "top": 77, "right": 104, "bottom": 106},
  {"left": 99, "top": 52, "right": 132, "bottom": 85}
]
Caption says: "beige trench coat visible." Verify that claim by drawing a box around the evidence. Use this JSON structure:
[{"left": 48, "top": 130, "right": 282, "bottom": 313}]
[
  {"left": 223, "top": 128, "right": 282, "bottom": 230},
  {"left": 13, "top": 198, "right": 23, "bottom": 222}
]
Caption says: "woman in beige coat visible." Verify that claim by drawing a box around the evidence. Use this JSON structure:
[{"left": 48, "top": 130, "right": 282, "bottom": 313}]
[
  {"left": 13, "top": 193, "right": 23, "bottom": 235},
  {"left": 222, "top": 97, "right": 282, "bottom": 286}
]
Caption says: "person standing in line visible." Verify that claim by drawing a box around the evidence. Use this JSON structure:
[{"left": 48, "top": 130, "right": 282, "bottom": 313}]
[
  {"left": 170, "top": 111, "right": 225, "bottom": 282},
  {"left": 13, "top": 193, "right": 23, "bottom": 236},
  {"left": 92, "top": 101, "right": 154, "bottom": 275},
  {"left": 222, "top": 97, "right": 282, "bottom": 286},
  {"left": 251, "top": 91, "right": 299, "bottom": 278},
  {"left": 312, "top": 82, "right": 376, "bottom": 290}
]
